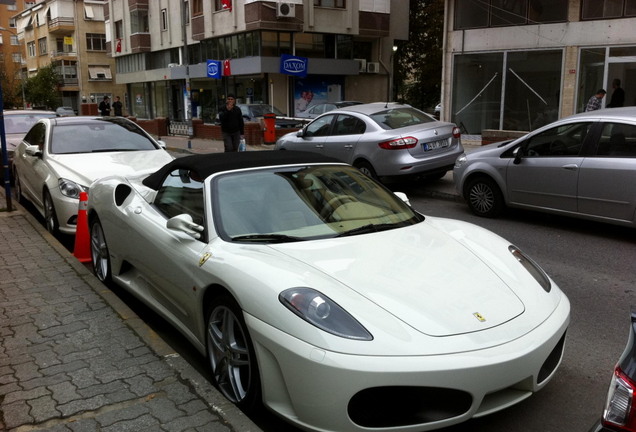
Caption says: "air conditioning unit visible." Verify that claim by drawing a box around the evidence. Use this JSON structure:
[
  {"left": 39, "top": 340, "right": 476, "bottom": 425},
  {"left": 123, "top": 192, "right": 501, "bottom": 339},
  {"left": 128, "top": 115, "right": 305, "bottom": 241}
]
[
  {"left": 354, "top": 58, "right": 367, "bottom": 73},
  {"left": 366, "top": 62, "right": 380, "bottom": 73},
  {"left": 276, "top": 2, "right": 295, "bottom": 18}
]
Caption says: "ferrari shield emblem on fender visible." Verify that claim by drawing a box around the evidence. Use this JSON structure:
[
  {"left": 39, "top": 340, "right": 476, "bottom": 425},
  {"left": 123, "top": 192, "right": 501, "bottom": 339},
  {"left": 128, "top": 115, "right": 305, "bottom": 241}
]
[
  {"left": 199, "top": 252, "right": 212, "bottom": 267},
  {"left": 473, "top": 312, "right": 486, "bottom": 322}
]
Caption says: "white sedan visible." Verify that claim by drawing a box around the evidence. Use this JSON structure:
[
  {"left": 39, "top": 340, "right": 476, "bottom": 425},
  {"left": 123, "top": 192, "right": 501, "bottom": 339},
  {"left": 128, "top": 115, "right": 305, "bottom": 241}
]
[
  {"left": 12, "top": 116, "right": 174, "bottom": 235},
  {"left": 87, "top": 151, "right": 570, "bottom": 432}
]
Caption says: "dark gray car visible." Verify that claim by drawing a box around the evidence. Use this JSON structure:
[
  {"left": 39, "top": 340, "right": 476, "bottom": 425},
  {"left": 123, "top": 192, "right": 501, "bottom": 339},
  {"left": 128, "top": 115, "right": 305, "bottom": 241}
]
[
  {"left": 275, "top": 103, "right": 463, "bottom": 180},
  {"left": 454, "top": 107, "right": 636, "bottom": 227}
]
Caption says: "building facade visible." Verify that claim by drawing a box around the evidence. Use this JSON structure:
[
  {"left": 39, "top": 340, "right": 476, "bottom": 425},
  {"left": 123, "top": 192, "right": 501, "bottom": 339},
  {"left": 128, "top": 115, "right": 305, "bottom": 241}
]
[
  {"left": 15, "top": 0, "right": 125, "bottom": 113},
  {"left": 442, "top": 0, "right": 636, "bottom": 137},
  {"left": 105, "top": 0, "right": 408, "bottom": 126},
  {"left": 0, "top": 0, "right": 32, "bottom": 109}
]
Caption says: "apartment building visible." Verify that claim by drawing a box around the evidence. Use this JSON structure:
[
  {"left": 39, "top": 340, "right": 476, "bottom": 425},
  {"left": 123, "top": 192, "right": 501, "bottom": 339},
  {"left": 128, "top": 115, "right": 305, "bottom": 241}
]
[
  {"left": 105, "top": 0, "right": 408, "bottom": 126},
  {"left": 0, "top": 0, "right": 31, "bottom": 109},
  {"left": 442, "top": 0, "right": 636, "bottom": 137},
  {"left": 15, "top": 0, "right": 125, "bottom": 113}
]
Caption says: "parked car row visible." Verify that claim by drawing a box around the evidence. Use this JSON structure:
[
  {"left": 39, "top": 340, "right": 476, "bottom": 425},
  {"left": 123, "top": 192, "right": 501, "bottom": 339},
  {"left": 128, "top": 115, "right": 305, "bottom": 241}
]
[{"left": 7, "top": 101, "right": 634, "bottom": 432}]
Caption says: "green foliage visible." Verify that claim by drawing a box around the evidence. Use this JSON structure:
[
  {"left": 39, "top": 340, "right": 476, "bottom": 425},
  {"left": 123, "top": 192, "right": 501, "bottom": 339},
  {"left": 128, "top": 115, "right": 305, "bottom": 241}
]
[
  {"left": 0, "top": 63, "right": 23, "bottom": 109},
  {"left": 394, "top": 0, "right": 444, "bottom": 112},
  {"left": 24, "top": 64, "right": 62, "bottom": 109}
]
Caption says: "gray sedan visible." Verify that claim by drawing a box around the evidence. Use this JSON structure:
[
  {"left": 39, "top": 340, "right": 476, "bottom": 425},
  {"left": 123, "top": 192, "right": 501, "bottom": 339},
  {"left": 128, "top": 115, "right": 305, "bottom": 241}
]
[
  {"left": 454, "top": 107, "right": 636, "bottom": 227},
  {"left": 275, "top": 103, "right": 463, "bottom": 180}
]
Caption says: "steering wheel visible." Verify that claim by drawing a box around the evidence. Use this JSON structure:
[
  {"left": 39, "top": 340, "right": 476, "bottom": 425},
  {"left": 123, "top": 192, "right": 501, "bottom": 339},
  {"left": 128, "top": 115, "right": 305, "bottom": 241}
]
[{"left": 320, "top": 195, "right": 357, "bottom": 219}]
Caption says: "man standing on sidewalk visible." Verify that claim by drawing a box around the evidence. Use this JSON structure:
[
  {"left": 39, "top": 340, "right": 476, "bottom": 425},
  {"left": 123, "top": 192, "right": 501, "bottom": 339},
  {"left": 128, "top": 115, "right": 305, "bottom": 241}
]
[{"left": 218, "top": 94, "right": 244, "bottom": 152}]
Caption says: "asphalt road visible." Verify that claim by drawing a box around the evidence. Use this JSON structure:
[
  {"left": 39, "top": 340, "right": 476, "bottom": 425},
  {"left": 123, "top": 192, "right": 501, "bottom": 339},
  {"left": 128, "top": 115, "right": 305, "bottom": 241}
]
[{"left": 38, "top": 181, "right": 635, "bottom": 432}]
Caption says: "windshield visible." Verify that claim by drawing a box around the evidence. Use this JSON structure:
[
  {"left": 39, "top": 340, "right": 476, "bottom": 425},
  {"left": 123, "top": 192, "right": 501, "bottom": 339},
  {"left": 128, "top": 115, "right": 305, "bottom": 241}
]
[
  {"left": 369, "top": 107, "right": 436, "bottom": 130},
  {"left": 4, "top": 113, "right": 56, "bottom": 134},
  {"left": 213, "top": 165, "right": 422, "bottom": 242},
  {"left": 50, "top": 120, "right": 160, "bottom": 154}
]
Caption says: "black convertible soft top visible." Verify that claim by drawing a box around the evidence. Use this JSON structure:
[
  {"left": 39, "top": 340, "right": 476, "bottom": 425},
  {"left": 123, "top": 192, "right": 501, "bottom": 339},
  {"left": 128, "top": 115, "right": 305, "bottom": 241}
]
[{"left": 142, "top": 150, "right": 341, "bottom": 191}]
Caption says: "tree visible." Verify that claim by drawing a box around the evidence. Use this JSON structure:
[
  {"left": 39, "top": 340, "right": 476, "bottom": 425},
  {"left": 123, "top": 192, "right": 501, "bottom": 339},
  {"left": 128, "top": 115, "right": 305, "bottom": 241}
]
[
  {"left": 0, "top": 63, "right": 22, "bottom": 109},
  {"left": 24, "top": 64, "right": 62, "bottom": 109},
  {"left": 394, "top": 0, "right": 445, "bottom": 111}
]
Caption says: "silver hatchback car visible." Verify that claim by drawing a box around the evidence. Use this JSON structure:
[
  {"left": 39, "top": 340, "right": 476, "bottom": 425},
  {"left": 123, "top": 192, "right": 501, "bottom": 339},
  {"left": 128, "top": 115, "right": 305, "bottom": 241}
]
[
  {"left": 275, "top": 103, "right": 463, "bottom": 180},
  {"left": 454, "top": 107, "right": 636, "bottom": 227}
]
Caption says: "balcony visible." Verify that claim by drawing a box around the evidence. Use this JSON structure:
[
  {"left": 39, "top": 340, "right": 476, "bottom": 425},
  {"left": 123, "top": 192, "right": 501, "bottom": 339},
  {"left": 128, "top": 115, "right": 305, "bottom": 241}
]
[
  {"left": 51, "top": 50, "right": 77, "bottom": 61},
  {"left": 48, "top": 17, "right": 75, "bottom": 34}
]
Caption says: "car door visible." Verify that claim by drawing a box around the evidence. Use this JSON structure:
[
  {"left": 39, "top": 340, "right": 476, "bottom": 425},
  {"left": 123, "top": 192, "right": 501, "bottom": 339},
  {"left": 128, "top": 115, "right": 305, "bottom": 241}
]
[
  {"left": 17, "top": 123, "right": 48, "bottom": 207},
  {"left": 122, "top": 168, "right": 208, "bottom": 331},
  {"left": 506, "top": 121, "right": 593, "bottom": 212},
  {"left": 291, "top": 114, "right": 335, "bottom": 153},
  {"left": 320, "top": 114, "right": 366, "bottom": 163},
  {"left": 577, "top": 121, "right": 636, "bottom": 222}
]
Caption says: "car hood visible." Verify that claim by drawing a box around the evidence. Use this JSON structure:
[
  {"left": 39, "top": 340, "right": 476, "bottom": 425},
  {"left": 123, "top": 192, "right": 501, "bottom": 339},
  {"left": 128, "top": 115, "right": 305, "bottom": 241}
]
[
  {"left": 271, "top": 220, "right": 527, "bottom": 337},
  {"left": 47, "top": 150, "right": 174, "bottom": 187}
]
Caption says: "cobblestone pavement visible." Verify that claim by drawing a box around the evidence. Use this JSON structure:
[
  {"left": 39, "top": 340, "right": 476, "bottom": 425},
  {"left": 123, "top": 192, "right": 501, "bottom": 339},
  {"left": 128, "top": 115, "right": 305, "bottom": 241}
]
[{"left": 0, "top": 201, "right": 261, "bottom": 431}]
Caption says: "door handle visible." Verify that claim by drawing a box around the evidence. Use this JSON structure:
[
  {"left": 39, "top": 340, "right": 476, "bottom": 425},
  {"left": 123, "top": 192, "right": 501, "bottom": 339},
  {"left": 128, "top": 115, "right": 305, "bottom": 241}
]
[
  {"left": 562, "top": 164, "right": 579, "bottom": 171},
  {"left": 315, "top": 144, "right": 324, "bottom": 149}
]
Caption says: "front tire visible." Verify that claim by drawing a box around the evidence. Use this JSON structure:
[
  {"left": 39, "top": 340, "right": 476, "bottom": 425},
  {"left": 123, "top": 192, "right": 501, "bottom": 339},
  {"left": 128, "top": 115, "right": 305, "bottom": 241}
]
[
  {"left": 90, "top": 216, "right": 111, "bottom": 283},
  {"left": 43, "top": 190, "right": 59, "bottom": 234},
  {"left": 206, "top": 295, "right": 261, "bottom": 411},
  {"left": 465, "top": 176, "right": 504, "bottom": 217}
]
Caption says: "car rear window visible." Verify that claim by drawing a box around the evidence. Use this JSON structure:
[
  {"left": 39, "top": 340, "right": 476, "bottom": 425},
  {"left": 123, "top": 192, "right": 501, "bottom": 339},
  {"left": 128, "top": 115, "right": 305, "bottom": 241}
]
[
  {"left": 369, "top": 107, "right": 436, "bottom": 130},
  {"left": 4, "top": 113, "right": 56, "bottom": 134}
]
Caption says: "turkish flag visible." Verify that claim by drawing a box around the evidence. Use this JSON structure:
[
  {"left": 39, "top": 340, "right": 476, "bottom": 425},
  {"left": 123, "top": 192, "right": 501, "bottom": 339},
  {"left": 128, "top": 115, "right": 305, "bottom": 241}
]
[
  {"left": 223, "top": 59, "right": 231, "bottom": 76},
  {"left": 221, "top": 0, "right": 232, "bottom": 11},
  {"left": 115, "top": 38, "right": 121, "bottom": 53}
]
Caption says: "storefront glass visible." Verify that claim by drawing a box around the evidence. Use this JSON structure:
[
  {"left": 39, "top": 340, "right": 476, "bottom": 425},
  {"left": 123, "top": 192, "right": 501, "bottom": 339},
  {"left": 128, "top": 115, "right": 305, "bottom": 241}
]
[
  {"left": 452, "top": 50, "right": 562, "bottom": 134},
  {"left": 130, "top": 82, "right": 150, "bottom": 119},
  {"left": 452, "top": 53, "right": 503, "bottom": 134}
]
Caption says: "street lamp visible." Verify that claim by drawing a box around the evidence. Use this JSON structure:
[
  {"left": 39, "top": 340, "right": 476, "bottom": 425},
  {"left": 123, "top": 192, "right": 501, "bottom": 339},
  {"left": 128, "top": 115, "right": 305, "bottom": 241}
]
[
  {"left": 0, "top": 26, "right": 27, "bottom": 109},
  {"left": 388, "top": 45, "right": 398, "bottom": 102}
]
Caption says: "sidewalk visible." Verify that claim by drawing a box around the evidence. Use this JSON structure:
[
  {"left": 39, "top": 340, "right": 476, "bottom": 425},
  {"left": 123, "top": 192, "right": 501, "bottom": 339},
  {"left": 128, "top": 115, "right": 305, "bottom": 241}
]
[{"left": 0, "top": 192, "right": 261, "bottom": 431}]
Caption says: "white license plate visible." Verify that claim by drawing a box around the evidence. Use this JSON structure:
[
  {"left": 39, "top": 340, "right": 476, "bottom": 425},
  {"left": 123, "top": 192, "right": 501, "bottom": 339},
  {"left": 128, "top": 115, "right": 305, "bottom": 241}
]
[{"left": 423, "top": 139, "right": 450, "bottom": 151}]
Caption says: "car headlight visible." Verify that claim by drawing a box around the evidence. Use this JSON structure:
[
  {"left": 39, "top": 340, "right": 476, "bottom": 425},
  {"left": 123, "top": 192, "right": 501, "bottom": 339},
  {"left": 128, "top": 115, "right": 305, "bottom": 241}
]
[
  {"left": 454, "top": 153, "right": 467, "bottom": 168},
  {"left": 58, "top": 178, "right": 88, "bottom": 199},
  {"left": 279, "top": 287, "right": 373, "bottom": 341},
  {"left": 509, "top": 245, "right": 551, "bottom": 292}
]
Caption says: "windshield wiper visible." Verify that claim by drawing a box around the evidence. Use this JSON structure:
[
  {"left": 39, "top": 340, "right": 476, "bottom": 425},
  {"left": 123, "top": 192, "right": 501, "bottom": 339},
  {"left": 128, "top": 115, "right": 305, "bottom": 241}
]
[
  {"left": 231, "top": 234, "right": 305, "bottom": 243},
  {"left": 335, "top": 223, "right": 399, "bottom": 237}
]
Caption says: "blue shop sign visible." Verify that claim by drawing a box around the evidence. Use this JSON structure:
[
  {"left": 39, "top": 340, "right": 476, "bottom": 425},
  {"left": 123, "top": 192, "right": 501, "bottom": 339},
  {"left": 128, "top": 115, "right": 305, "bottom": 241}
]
[{"left": 280, "top": 54, "right": 308, "bottom": 78}]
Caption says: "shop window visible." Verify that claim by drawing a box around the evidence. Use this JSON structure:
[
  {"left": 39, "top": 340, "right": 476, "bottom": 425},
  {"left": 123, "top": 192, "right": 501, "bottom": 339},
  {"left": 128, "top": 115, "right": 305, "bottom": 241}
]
[
  {"left": 582, "top": 0, "right": 633, "bottom": 19},
  {"left": 455, "top": 0, "right": 567, "bottom": 29},
  {"left": 314, "top": 0, "right": 346, "bottom": 7}
]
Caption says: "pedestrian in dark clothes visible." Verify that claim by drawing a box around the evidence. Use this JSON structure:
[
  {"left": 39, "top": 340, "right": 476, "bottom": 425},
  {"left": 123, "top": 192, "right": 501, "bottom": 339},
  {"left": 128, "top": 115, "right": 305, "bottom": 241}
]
[{"left": 218, "top": 94, "right": 244, "bottom": 152}]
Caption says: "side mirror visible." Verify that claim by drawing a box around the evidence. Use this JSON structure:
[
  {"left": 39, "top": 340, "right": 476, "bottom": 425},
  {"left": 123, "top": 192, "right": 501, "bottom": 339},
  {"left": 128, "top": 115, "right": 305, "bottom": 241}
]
[
  {"left": 296, "top": 129, "right": 305, "bottom": 138},
  {"left": 24, "top": 144, "right": 42, "bottom": 157},
  {"left": 156, "top": 140, "right": 167, "bottom": 149},
  {"left": 166, "top": 214, "right": 204, "bottom": 239},
  {"left": 393, "top": 191, "right": 411, "bottom": 206},
  {"left": 513, "top": 146, "right": 523, "bottom": 165}
]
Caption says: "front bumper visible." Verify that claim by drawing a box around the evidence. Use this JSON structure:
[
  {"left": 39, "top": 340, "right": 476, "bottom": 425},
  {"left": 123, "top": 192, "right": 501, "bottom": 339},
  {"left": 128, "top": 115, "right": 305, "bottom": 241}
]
[{"left": 247, "top": 293, "right": 570, "bottom": 432}]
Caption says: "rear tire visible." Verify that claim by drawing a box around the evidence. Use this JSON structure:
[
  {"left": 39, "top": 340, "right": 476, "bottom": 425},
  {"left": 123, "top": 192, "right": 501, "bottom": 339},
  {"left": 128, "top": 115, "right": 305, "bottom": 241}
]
[
  {"left": 465, "top": 176, "right": 504, "bottom": 217},
  {"left": 13, "top": 169, "right": 25, "bottom": 204},
  {"left": 354, "top": 160, "right": 378, "bottom": 180}
]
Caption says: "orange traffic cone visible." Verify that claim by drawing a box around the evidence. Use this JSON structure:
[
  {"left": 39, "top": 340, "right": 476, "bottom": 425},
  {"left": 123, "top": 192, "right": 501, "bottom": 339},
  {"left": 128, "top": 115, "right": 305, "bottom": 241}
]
[{"left": 73, "top": 191, "right": 91, "bottom": 263}]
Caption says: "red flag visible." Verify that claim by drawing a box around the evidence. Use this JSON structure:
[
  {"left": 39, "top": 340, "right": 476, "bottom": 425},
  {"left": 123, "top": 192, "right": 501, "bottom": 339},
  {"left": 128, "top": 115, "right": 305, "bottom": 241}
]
[
  {"left": 223, "top": 59, "right": 231, "bottom": 76},
  {"left": 221, "top": 0, "right": 232, "bottom": 11},
  {"left": 115, "top": 38, "right": 121, "bottom": 53}
]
